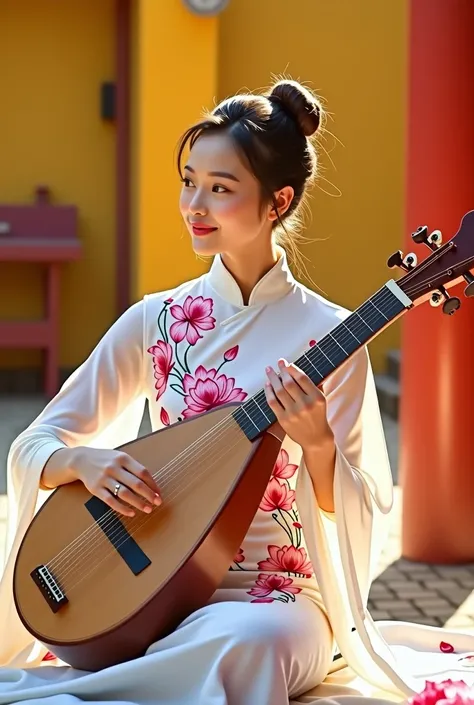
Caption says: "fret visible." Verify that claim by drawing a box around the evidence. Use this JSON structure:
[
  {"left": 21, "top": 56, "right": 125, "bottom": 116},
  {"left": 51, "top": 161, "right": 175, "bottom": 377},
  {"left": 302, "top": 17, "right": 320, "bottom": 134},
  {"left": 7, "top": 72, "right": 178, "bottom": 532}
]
[
  {"left": 319, "top": 335, "right": 347, "bottom": 368},
  {"left": 299, "top": 353, "right": 323, "bottom": 382},
  {"left": 232, "top": 282, "right": 410, "bottom": 441},
  {"left": 252, "top": 395, "right": 273, "bottom": 425}
]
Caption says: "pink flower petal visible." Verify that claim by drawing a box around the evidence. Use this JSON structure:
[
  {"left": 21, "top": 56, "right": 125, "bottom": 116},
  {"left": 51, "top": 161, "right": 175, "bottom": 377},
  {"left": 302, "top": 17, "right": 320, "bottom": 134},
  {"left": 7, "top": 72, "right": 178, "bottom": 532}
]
[
  {"left": 160, "top": 407, "right": 170, "bottom": 426},
  {"left": 169, "top": 304, "right": 186, "bottom": 321},
  {"left": 186, "top": 323, "right": 202, "bottom": 346},
  {"left": 224, "top": 345, "right": 239, "bottom": 361},
  {"left": 440, "top": 641, "right": 455, "bottom": 653},
  {"left": 170, "top": 320, "right": 188, "bottom": 343},
  {"left": 251, "top": 598, "right": 275, "bottom": 603}
]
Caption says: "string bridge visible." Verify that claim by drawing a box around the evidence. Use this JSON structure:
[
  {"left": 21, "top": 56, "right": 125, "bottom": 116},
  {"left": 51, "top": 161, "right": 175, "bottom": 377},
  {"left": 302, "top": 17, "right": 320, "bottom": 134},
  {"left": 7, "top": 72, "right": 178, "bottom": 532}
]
[{"left": 31, "top": 564, "right": 68, "bottom": 613}]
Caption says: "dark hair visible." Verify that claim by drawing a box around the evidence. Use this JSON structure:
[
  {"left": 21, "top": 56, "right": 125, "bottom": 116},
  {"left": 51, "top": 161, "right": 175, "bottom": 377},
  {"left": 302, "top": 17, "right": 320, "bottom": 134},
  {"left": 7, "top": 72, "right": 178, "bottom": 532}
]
[{"left": 177, "top": 79, "right": 324, "bottom": 269}]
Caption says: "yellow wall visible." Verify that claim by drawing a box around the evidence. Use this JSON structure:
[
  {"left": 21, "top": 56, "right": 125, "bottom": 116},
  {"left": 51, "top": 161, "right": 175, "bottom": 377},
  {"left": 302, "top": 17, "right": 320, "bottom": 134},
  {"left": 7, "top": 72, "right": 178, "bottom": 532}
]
[
  {"left": 218, "top": 0, "right": 408, "bottom": 372},
  {"left": 132, "top": 0, "right": 219, "bottom": 301},
  {"left": 0, "top": 0, "right": 116, "bottom": 369}
]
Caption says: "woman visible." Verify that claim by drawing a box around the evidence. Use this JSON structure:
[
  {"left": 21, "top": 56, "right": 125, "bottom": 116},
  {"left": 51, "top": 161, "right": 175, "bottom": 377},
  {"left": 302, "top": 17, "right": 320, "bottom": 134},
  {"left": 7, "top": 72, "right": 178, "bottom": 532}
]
[{"left": 0, "top": 78, "right": 472, "bottom": 705}]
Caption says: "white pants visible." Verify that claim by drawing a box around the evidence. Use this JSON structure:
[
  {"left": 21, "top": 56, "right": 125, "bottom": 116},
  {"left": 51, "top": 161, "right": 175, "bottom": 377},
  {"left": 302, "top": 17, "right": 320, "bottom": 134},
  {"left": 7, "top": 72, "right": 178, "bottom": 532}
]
[{"left": 0, "top": 600, "right": 333, "bottom": 705}]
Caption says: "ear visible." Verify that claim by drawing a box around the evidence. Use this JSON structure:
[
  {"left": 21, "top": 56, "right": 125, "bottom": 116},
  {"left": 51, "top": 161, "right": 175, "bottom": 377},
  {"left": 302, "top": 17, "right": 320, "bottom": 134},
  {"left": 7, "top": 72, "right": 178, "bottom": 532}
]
[{"left": 268, "top": 186, "right": 294, "bottom": 222}]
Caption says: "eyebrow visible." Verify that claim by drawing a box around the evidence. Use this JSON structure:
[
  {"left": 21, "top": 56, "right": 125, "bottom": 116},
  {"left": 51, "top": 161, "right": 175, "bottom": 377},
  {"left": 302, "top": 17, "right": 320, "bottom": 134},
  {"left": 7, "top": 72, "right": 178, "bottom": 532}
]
[{"left": 184, "top": 165, "right": 240, "bottom": 182}]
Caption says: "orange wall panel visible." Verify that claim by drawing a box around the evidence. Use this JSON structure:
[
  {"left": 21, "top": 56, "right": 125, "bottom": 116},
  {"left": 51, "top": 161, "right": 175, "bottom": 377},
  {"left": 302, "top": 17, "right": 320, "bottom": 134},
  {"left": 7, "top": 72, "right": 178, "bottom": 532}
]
[
  {"left": 0, "top": 0, "right": 116, "bottom": 369},
  {"left": 218, "top": 0, "right": 409, "bottom": 371}
]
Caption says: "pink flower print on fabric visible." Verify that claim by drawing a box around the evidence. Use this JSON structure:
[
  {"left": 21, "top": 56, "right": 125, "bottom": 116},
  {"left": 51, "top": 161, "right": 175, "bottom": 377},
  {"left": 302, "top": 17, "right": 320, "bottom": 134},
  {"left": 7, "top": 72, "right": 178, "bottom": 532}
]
[
  {"left": 147, "top": 341, "right": 174, "bottom": 400},
  {"left": 259, "top": 477, "right": 296, "bottom": 512},
  {"left": 181, "top": 365, "right": 247, "bottom": 418},
  {"left": 169, "top": 296, "right": 216, "bottom": 345},
  {"left": 271, "top": 449, "right": 298, "bottom": 480},
  {"left": 258, "top": 545, "right": 313, "bottom": 577},
  {"left": 249, "top": 574, "right": 302, "bottom": 603}
]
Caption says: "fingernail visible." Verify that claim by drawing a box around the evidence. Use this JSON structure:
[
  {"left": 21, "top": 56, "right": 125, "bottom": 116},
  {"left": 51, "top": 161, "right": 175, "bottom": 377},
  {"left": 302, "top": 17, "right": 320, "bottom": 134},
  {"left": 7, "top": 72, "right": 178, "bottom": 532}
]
[
  {"left": 265, "top": 366, "right": 272, "bottom": 373},
  {"left": 144, "top": 505, "right": 152, "bottom": 513},
  {"left": 154, "top": 494, "right": 162, "bottom": 506}
]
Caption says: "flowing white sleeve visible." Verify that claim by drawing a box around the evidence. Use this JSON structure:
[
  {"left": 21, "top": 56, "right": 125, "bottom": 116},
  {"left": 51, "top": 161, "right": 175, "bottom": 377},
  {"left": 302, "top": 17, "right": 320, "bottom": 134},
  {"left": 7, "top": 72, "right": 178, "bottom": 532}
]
[
  {"left": 0, "top": 301, "right": 147, "bottom": 666},
  {"left": 7, "top": 298, "right": 146, "bottom": 503},
  {"left": 322, "top": 346, "right": 394, "bottom": 587},
  {"left": 295, "top": 347, "right": 401, "bottom": 693}
]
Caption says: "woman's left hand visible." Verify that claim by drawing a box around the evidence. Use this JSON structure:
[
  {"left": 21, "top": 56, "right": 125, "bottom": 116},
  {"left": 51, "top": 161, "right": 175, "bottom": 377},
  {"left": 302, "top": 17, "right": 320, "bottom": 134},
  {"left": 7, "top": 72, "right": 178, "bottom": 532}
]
[{"left": 264, "top": 358, "right": 334, "bottom": 451}]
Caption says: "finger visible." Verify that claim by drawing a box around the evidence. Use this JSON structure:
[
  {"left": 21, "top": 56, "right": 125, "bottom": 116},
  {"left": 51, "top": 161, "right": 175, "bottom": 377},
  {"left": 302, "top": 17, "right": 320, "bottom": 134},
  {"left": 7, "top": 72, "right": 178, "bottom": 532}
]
[
  {"left": 279, "top": 359, "right": 323, "bottom": 399},
  {"left": 277, "top": 359, "right": 309, "bottom": 403},
  {"left": 117, "top": 453, "right": 162, "bottom": 499},
  {"left": 111, "top": 468, "right": 161, "bottom": 513},
  {"left": 96, "top": 486, "right": 136, "bottom": 518},
  {"left": 265, "top": 380, "right": 284, "bottom": 415},
  {"left": 265, "top": 366, "right": 293, "bottom": 409}
]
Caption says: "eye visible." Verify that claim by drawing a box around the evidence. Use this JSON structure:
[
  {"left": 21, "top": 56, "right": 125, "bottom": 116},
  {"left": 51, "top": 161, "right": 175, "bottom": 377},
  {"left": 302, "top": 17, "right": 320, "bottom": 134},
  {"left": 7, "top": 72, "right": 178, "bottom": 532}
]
[
  {"left": 212, "top": 184, "right": 229, "bottom": 193},
  {"left": 182, "top": 177, "right": 195, "bottom": 188}
]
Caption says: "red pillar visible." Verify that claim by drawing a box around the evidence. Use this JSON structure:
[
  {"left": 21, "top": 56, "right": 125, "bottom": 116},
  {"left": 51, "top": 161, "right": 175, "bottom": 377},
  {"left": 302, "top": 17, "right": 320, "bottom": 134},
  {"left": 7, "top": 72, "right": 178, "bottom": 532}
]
[{"left": 400, "top": 0, "right": 474, "bottom": 563}]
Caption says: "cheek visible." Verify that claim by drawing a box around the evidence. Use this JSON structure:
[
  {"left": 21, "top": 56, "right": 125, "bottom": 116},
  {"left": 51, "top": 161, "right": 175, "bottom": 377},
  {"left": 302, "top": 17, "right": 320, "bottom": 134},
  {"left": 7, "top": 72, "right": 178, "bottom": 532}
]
[
  {"left": 216, "top": 194, "right": 262, "bottom": 226},
  {"left": 179, "top": 189, "right": 190, "bottom": 215}
]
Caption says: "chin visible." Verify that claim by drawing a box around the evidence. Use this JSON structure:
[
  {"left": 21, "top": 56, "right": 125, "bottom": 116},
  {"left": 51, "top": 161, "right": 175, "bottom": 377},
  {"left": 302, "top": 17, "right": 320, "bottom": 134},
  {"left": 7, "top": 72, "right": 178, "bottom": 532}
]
[{"left": 190, "top": 235, "right": 221, "bottom": 257}]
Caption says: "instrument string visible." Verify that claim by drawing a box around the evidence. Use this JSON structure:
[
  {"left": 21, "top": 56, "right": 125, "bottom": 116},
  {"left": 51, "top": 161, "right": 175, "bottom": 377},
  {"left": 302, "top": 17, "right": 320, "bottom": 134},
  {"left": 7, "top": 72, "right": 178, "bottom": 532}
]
[
  {"left": 48, "top": 288, "right": 405, "bottom": 584},
  {"left": 48, "top": 259, "right": 474, "bottom": 584}
]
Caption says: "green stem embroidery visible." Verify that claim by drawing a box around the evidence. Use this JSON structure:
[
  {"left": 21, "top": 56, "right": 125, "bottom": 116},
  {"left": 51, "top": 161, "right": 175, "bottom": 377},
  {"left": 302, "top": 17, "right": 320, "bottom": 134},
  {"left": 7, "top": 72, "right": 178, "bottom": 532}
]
[
  {"left": 215, "top": 359, "right": 228, "bottom": 374},
  {"left": 173, "top": 340, "right": 188, "bottom": 376},
  {"left": 156, "top": 306, "right": 168, "bottom": 343},
  {"left": 272, "top": 512, "right": 293, "bottom": 544},
  {"left": 281, "top": 590, "right": 297, "bottom": 602},
  {"left": 170, "top": 383, "right": 186, "bottom": 397},
  {"left": 278, "top": 508, "right": 295, "bottom": 545},
  {"left": 232, "top": 561, "right": 245, "bottom": 571},
  {"left": 183, "top": 344, "right": 193, "bottom": 375}
]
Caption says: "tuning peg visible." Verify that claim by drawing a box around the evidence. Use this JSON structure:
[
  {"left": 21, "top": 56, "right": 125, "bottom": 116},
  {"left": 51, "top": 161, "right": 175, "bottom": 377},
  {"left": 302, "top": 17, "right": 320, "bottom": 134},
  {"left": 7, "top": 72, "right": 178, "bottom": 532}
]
[
  {"left": 428, "top": 230, "right": 442, "bottom": 248},
  {"left": 430, "top": 286, "right": 461, "bottom": 315},
  {"left": 443, "top": 296, "right": 461, "bottom": 315},
  {"left": 412, "top": 225, "right": 429, "bottom": 244},
  {"left": 387, "top": 250, "right": 418, "bottom": 272},
  {"left": 412, "top": 225, "right": 442, "bottom": 250},
  {"left": 463, "top": 272, "right": 474, "bottom": 298}
]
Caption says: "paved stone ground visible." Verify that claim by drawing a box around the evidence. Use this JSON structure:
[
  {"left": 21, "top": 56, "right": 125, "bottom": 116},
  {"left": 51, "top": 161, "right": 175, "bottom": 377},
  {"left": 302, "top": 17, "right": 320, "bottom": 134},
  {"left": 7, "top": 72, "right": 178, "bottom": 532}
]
[{"left": 1, "top": 395, "right": 473, "bottom": 634}]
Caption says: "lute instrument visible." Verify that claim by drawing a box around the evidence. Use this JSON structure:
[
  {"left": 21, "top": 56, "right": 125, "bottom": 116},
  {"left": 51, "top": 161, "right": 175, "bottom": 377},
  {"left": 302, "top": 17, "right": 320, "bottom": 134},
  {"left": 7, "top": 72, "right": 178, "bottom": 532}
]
[{"left": 13, "top": 212, "right": 474, "bottom": 671}]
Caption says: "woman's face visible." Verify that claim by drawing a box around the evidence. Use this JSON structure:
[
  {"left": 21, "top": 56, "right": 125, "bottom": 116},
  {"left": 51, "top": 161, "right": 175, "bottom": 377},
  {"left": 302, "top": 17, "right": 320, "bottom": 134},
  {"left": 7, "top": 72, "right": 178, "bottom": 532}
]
[{"left": 179, "top": 131, "right": 274, "bottom": 258}]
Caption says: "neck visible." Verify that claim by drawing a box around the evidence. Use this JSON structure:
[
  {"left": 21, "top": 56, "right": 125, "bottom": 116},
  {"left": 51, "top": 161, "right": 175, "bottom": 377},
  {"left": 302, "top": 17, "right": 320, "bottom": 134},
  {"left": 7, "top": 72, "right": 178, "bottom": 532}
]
[{"left": 220, "top": 241, "right": 279, "bottom": 305}]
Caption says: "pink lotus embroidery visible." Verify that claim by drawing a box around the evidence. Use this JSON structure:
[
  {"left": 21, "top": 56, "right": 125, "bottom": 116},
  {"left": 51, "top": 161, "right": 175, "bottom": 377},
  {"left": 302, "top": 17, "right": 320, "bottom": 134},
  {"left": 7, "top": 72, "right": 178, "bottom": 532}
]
[
  {"left": 160, "top": 407, "right": 171, "bottom": 426},
  {"left": 224, "top": 345, "right": 239, "bottom": 361},
  {"left": 272, "top": 449, "right": 298, "bottom": 480},
  {"left": 234, "top": 548, "right": 245, "bottom": 564},
  {"left": 248, "top": 574, "right": 302, "bottom": 599},
  {"left": 182, "top": 365, "right": 247, "bottom": 418},
  {"left": 147, "top": 341, "right": 174, "bottom": 400},
  {"left": 169, "top": 296, "right": 216, "bottom": 345},
  {"left": 407, "top": 680, "right": 474, "bottom": 705},
  {"left": 258, "top": 545, "right": 313, "bottom": 577},
  {"left": 259, "top": 477, "right": 296, "bottom": 512}
]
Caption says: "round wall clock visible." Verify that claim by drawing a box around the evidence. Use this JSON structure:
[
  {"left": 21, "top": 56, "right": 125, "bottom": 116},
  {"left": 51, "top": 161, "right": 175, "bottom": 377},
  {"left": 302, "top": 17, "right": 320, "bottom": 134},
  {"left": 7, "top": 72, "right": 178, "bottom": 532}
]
[{"left": 182, "top": 0, "right": 229, "bottom": 16}]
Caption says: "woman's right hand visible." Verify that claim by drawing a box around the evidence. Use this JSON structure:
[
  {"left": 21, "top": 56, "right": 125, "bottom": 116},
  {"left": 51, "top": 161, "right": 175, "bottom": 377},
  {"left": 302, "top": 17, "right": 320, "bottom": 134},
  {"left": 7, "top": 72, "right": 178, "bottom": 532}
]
[{"left": 44, "top": 446, "right": 162, "bottom": 517}]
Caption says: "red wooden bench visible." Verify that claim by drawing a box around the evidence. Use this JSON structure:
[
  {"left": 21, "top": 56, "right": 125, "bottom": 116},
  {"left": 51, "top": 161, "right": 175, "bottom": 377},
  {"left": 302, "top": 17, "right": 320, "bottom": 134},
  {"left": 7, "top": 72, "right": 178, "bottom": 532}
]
[{"left": 0, "top": 186, "right": 81, "bottom": 398}]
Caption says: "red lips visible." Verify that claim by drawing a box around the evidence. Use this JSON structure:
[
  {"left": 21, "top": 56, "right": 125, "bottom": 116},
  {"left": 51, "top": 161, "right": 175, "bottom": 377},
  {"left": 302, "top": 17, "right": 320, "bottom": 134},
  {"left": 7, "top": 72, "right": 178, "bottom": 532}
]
[{"left": 191, "top": 224, "right": 217, "bottom": 236}]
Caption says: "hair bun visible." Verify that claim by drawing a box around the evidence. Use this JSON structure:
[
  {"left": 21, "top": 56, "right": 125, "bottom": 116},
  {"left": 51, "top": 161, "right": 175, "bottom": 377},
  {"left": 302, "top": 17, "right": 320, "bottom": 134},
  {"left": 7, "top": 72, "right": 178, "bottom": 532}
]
[{"left": 269, "top": 80, "right": 321, "bottom": 137}]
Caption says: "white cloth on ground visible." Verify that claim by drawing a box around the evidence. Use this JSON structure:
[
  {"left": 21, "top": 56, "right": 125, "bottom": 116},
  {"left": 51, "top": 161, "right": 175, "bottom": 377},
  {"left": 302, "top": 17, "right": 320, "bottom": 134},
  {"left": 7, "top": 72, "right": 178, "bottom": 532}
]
[{"left": 0, "top": 601, "right": 334, "bottom": 705}]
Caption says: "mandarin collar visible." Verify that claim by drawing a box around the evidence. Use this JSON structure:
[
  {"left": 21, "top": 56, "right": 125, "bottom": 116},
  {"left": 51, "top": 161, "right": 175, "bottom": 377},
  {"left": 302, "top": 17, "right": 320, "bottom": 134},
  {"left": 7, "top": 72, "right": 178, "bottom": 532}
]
[{"left": 206, "top": 247, "right": 297, "bottom": 307}]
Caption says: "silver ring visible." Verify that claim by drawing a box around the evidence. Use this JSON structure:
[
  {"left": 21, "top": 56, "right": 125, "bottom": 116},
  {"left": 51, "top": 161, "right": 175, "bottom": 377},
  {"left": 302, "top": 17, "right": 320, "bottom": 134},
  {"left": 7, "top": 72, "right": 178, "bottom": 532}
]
[{"left": 113, "top": 483, "right": 121, "bottom": 498}]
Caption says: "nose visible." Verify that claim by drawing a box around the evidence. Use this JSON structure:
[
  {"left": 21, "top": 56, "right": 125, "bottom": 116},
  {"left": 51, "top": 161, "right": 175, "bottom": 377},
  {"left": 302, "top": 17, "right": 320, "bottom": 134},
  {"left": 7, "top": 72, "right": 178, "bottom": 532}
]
[{"left": 188, "top": 189, "right": 208, "bottom": 217}]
